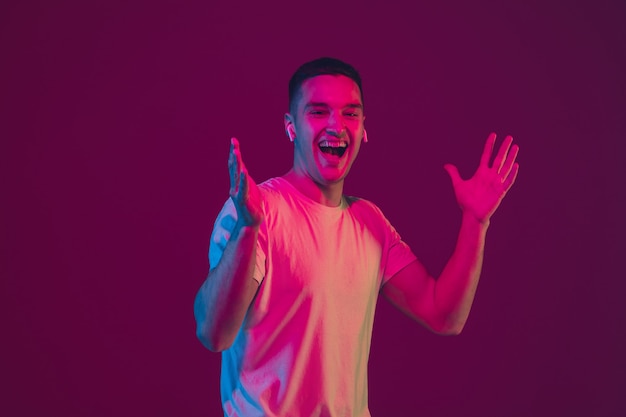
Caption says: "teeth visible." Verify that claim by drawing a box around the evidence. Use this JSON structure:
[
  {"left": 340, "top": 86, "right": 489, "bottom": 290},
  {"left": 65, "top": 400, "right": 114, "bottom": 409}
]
[{"left": 318, "top": 140, "right": 348, "bottom": 148}]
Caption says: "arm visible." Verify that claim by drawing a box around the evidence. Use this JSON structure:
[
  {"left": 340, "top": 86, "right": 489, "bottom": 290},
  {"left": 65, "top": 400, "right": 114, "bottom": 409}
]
[
  {"left": 382, "top": 133, "right": 520, "bottom": 335},
  {"left": 194, "top": 138, "right": 263, "bottom": 352}
]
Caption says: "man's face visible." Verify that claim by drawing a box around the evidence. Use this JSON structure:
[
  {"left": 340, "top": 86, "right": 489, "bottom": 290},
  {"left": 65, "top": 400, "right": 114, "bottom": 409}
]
[{"left": 286, "top": 74, "right": 365, "bottom": 186}]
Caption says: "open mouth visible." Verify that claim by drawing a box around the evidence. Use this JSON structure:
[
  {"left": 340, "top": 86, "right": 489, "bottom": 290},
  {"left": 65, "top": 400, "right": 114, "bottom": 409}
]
[{"left": 318, "top": 140, "right": 348, "bottom": 157}]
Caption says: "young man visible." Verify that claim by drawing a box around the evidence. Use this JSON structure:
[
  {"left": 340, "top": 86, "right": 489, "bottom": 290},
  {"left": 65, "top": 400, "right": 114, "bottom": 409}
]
[{"left": 194, "top": 57, "right": 519, "bottom": 417}]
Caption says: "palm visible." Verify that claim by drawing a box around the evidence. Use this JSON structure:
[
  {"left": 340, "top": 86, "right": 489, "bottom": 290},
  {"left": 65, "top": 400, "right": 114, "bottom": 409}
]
[
  {"left": 444, "top": 133, "right": 519, "bottom": 223},
  {"left": 228, "top": 138, "right": 264, "bottom": 227}
]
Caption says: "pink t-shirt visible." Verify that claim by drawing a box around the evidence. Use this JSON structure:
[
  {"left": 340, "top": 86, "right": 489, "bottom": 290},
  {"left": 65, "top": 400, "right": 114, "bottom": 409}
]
[{"left": 209, "top": 177, "right": 417, "bottom": 417}]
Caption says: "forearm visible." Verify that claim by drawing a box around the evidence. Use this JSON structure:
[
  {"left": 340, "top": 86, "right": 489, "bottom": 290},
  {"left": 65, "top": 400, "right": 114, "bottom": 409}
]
[
  {"left": 194, "top": 223, "right": 260, "bottom": 351},
  {"left": 432, "top": 212, "right": 489, "bottom": 334},
  {"left": 389, "top": 133, "right": 518, "bottom": 334}
]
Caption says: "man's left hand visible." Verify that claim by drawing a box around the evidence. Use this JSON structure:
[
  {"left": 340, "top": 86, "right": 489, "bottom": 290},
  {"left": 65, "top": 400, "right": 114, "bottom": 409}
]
[{"left": 443, "top": 132, "right": 520, "bottom": 224}]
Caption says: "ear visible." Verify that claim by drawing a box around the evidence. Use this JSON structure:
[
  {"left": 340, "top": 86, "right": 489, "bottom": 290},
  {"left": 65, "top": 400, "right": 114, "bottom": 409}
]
[
  {"left": 363, "top": 129, "right": 368, "bottom": 143},
  {"left": 284, "top": 113, "right": 296, "bottom": 142}
]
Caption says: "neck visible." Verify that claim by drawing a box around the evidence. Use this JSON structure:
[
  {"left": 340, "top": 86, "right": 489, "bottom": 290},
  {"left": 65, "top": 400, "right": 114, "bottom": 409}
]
[{"left": 283, "top": 169, "right": 344, "bottom": 207}]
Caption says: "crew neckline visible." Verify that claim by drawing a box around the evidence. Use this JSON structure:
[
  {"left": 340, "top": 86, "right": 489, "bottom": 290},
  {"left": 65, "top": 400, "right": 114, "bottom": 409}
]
[{"left": 272, "top": 176, "right": 347, "bottom": 211}]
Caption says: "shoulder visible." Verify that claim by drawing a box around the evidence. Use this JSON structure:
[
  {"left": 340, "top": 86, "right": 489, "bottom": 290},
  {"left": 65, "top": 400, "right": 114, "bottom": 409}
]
[
  {"left": 257, "top": 177, "right": 296, "bottom": 207},
  {"left": 345, "top": 195, "right": 387, "bottom": 220},
  {"left": 258, "top": 177, "right": 288, "bottom": 196},
  {"left": 343, "top": 196, "right": 400, "bottom": 235}
]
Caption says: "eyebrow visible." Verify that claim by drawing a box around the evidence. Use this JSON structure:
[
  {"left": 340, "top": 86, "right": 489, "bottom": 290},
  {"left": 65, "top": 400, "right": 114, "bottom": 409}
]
[{"left": 305, "top": 102, "right": 363, "bottom": 110}]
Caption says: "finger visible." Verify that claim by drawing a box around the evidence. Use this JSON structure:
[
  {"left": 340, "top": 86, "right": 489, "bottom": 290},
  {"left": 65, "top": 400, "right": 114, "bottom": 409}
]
[
  {"left": 499, "top": 143, "right": 519, "bottom": 180},
  {"left": 231, "top": 137, "right": 241, "bottom": 171},
  {"left": 232, "top": 137, "right": 248, "bottom": 177},
  {"left": 228, "top": 145, "right": 235, "bottom": 195},
  {"left": 229, "top": 138, "right": 240, "bottom": 196},
  {"left": 493, "top": 135, "right": 514, "bottom": 173},
  {"left": 479, "top": 132, "right": 497, "bottom": 168},
  {"left": 239, "top": 170, "right": 249, "bottom": 201},
  {"left": 443, "top": 163, "right": 461, "bottom": 185},
  {"left": 502, "top": 162, "right": 519, "bottom": 192}
]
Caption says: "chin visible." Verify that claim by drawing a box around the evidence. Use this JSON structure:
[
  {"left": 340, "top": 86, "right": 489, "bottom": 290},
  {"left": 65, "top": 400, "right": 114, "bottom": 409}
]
[{"left": 317, "top": 168, "right": 350, "bottom": 185}]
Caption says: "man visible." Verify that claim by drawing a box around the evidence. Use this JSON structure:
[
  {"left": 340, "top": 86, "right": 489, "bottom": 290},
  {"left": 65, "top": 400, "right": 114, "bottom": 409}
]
[{"left": 194, "top": 57, "right": 519, "bottom": 417}]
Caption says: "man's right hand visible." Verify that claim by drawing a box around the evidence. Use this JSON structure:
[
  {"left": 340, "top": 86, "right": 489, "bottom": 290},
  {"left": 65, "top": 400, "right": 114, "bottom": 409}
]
[{"left": 228, "top": 137, "right": 264, "bottom": 228}]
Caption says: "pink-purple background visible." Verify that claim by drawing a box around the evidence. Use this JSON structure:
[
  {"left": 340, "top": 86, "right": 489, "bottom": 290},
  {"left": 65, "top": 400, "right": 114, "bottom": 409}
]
[{"left": 2, "top": 1, "right": 625, "bottom": 416}]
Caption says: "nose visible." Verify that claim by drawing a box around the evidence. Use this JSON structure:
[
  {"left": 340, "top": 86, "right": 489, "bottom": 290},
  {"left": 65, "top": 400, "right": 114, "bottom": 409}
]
[{"left": 326, "top": 113, "right": 346, "bottom": 138}]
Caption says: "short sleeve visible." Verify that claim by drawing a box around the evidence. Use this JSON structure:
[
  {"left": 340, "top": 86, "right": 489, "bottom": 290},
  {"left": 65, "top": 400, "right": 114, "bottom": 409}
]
[
  {"left": 363, "top": 202, "right": 417, "bottom": 286},
  {"left": 208, "top": 198, "right": 267, "bottom": 283},
  {"left": 381, "top": 226, "right": 417, "bottom": 285}
]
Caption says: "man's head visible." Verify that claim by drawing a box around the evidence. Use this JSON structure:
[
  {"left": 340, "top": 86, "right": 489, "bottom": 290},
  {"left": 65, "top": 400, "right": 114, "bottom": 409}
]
[
  {"left": 288, "top": 57, "right": 364, "bottom": 116},
  {"left": 284, "top": 58, "right": 367, "bottom": 187}
]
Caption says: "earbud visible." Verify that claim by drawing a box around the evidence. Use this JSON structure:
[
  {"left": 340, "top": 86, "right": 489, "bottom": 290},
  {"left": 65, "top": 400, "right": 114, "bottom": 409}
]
[
  {"left": 363, "top": 129, "right": 368, "bottom": 143},
  {"left": 287, "top": 125, "right": 295, "bottom": 142}
]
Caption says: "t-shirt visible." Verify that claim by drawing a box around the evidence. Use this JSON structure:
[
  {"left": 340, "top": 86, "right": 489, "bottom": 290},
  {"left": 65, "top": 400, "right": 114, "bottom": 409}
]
[{"left": 209, "top": 177, "right": 417, "bottom": 417}]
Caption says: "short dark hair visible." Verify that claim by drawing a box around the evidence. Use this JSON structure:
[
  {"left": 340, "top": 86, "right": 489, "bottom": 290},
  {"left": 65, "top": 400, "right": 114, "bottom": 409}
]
[{"left": 288, "top": 57, "right": 364, "bottom": 113}]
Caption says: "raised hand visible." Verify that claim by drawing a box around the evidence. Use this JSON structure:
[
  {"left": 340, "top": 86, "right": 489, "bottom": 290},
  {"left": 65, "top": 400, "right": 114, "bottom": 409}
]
[
  {"left": 228, "top": 137, "right": 264, "bottom": 227},
  {"left": 443, "top": 133, "right": 519, "bottom": 224}
]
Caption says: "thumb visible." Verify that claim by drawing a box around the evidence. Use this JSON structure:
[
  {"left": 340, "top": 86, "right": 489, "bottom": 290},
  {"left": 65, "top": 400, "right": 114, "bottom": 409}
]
[{"left": 443, "top": 164, "right": 461, "bottom": 185}]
